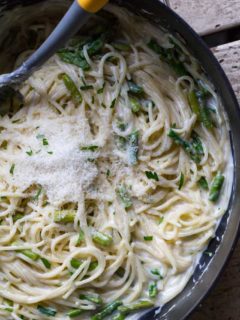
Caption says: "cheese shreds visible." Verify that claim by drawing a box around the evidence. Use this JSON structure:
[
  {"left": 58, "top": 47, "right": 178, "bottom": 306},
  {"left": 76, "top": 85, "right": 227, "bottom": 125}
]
[{"left": 1, "top": 113, "right": 98, "bottom": 204}]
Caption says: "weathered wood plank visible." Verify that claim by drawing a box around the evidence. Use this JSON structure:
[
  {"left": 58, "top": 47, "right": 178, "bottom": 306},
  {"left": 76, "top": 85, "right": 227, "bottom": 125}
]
[
  {"left": 212, "top": 40, "right": 240, "bottom": 103},
  {"left": 168, "top": 0, "right": 240, "bottom": 35}
]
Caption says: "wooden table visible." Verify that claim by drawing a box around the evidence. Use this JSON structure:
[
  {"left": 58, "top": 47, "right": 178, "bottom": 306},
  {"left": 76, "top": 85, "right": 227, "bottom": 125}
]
[{"left": 166, "top": 1, "right": 240, "bottom": 318}]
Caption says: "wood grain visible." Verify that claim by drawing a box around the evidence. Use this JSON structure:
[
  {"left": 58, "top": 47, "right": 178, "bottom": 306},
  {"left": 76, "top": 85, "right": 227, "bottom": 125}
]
[
  {"left": 168, "top": 0, "right": 240, "bottom": 35},
  {"left": 213, "top": 40, "right": 240, "bottom": 103}
]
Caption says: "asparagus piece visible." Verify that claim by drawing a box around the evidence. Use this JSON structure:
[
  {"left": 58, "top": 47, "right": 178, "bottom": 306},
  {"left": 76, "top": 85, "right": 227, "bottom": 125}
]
[
  {"left": 209, "top": 172, "right": 224, "bottom": 202},
  {"left": 91, "top": 301, "right": 123, "bottom": 320},
  {"left": 37, "top": 305, "right": 57, "bottom": 317},
  {"left": 92, "top": 231, "right": 113, "bottom": 247},
  {"left": 197, "top": 176, "right": 209, "bottom": 190},
  {"left": 118, "top": 300, "right": 154, "bottom": 314},
  {"left": 54, "top": 210, "right": 76, "bottom": 223},
  {"left": 148, "top": 282, "right": 158, "bottom": 298},
  {"left": 67, "top": 309, "right": 83, "bottom": 318},
  {"left": 18, "top": 249, "right": 39, "bottom": 261},
  {"left": 62, "top": 74, "right": 82, "bottom": 104},
  {"left": 79, "top": 293, "right": 103, "bottom": 305}
]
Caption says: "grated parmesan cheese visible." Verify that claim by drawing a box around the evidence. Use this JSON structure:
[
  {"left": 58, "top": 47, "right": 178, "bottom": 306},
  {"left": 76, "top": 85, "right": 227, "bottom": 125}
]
[{"left": 3, "top": 112, "right": 98, "bottom": 204}]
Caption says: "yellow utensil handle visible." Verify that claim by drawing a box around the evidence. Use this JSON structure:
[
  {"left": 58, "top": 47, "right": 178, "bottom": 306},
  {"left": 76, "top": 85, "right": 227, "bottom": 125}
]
[{"left": 78, "top": 0, "right": 109, "bottom": 13}]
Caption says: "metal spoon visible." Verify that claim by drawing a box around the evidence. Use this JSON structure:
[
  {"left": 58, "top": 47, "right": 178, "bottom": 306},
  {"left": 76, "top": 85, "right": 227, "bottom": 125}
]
[{"left": 0, "top": 0, "right": 108, "bottom": 89}]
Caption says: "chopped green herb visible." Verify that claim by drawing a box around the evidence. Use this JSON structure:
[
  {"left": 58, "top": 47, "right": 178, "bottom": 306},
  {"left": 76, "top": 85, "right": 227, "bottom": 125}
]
[
  {"left": 117, "top": 185, "right": 132, "bottom": 208},
  {"left": 110, "top": 98, "right": 116, "bottom": 109},
  {"left": 106, "top": 169, "right": 110, "bottom": 177},
  {"left": 144, "top": 236, "right": 153, "bottom": 241},
  {"left": 37, "top": 305, "right": 57, "bottom": 317},
  {"left": 91, "top": 96, "right": 95, "bottom": 104},
  {"left": 41, "top": 258, "right": 51, "bottom": 269},
  {"left": 47, "top": 151, "right": 53, "bottom": 155},
  {"left": 209, "top": 172, "right": 224, "bottom": 202},
  {"left": 26, "top": 149, "right": 33, "bottom": 156},
  {"left": 10, "top": 164, "right": 15, "bottom": 175},
  {"left": 148, "top": 282, "right": 158, "bottom": 298},
  {"left": 80, "top": 85, "right": 94, "bottom": 91},
  {"left": 150, "top": 269, "right": 163, "bottom": 279},
  {"left": 80, "top": 145, "right": 98, "bottom": 152},
  {"left": 145, "top": 171, "right": 159, "bottom": 181},
  {"left": 91, "top": 300, "right": 123, "bottom": 320},
  {"left": 97, "top": 83, "right": 105, "bottom": 94},
  {"left": 92, "top": 231, "right": 113, "bottom": 247},
  {"left": 54, "top": 210, "right": 76, "bottom": 223},
  {"left": 178, "top": 172, "right": 184, "bottom": 190},
  {"left": 197, "top": 176, "right": 209, "bottom": 190},
  {"left": 42, "top": 138, "right": 49, "bottom": 146}
]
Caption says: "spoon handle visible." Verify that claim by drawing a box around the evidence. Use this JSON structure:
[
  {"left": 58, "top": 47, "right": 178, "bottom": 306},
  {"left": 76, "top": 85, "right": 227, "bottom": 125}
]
[{"left": 24, "top": 0, "right": 107, "bottom": 72}]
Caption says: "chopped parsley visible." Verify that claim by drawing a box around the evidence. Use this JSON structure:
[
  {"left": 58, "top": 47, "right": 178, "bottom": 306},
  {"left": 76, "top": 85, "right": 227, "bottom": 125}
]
[
  {"left": 36, "top": 134, "right": 49, "bottom": 146},
  {"left": 144, "top": 236, "right": 153, "bottom": 241},
  {"left": 80, "top": 85, "right": 94, "bottom": 91},
  {"left": 145, "top": 171, "right": 159, "bottom": 181},
  {"left": 26, "top": 149, "right": 33, "bottom": 156},
  {"left": 47, "top": 151, "right": 53, "bottom": 155},
  {"left": 97, "top": 83, "right": 105, "bottom": 94},
  {"left": 150, "top": 269, "right": 163, "bottom": 279},
  {"left": 10, "top": 164, "right": 15, "bottom": 175},
  {"left": 178, "top": 172, "right": 184, "bottom": 190},
  {"left": 80, "top": 145, "right": 98, "bottom": 152},
  {"left": 110, "top": 98, "right": 116, "bottom": 109}
]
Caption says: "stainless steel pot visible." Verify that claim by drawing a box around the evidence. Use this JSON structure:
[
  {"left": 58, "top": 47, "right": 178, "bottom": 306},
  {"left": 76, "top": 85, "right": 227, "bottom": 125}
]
[{"left": 0, "top": 1, "right": 239, "bottom": 319}]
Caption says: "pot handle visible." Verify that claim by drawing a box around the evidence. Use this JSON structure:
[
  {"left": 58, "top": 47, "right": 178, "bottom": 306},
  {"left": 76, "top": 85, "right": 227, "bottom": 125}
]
[{"left": 78, "top": 0, "right": 109, "bottom": 13}]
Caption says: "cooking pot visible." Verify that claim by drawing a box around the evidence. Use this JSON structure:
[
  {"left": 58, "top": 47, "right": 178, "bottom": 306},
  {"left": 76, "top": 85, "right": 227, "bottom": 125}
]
[{"left": 0, "top": 0, "right": 239, "bottom": 319}]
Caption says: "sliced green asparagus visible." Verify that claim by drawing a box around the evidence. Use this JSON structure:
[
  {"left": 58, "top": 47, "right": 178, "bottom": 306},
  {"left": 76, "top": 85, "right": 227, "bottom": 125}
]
[
  {"left": 62, "top": 74, "right": 82, "bottom": 104},
  {"left": 118, "top": 300, "right": 154, "bottom": 315},
  {"left": 209, "top": 172, "right": 224, "bottom": 202},
  {"left": 92, "top": 231, "right": 113, "bottom": 247},
  {"left": 54, "top": 210, "right": 76, "bottom": 223},
  {"left": 91, "top": 300, "right": 123, "bottom": 320}
]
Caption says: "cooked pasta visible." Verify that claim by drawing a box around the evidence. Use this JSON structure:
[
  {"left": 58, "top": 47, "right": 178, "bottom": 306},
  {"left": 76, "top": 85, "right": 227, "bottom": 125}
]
[{"left": 0, "top": 4, "right": 232, "bottom": 320}]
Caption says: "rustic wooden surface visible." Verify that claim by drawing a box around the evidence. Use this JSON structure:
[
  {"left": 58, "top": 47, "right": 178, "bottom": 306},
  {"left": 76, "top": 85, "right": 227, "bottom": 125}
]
[
  {"left": 168, "top": 0, "right": 240, "bottom": 35},
  {"left": 213, "top": 40, "right": 240, "bottom": 103}
]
